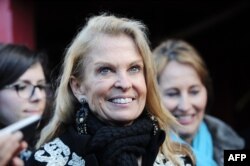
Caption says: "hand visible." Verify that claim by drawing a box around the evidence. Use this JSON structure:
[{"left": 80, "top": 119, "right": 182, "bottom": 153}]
[{"left": 0, "top": 131, "right": 28, "bottom": 166}]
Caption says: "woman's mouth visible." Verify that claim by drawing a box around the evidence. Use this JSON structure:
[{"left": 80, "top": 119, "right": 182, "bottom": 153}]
[
  {"left": 109, "top": 97, "right": 133, "bottom": 104},
  {"left": 24, "top": 110, "right": 41, "bottom": 115},
  {"left": 174, "top": 114, "right": 195, "bottom": 125}
]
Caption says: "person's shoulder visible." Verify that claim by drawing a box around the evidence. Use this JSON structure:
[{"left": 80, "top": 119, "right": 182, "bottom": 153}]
[
  {"left": 204, "top": 114, "right": 237, "bottom": 134},
  {"left": 26, "top": 137, "right": 85, "bottom": 166},
  {"left": 154, "top": 153, "right": 194, "bottom": 166},
  {"left": 204, "top": 114, "right": 245, "bottom": 149}
]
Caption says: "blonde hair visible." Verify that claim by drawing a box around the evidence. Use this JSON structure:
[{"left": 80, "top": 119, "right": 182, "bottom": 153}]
[
  {"left": 37, "top": 15, "right": 194, "bottom": 165},
  {"left": 153, "top": 39, "right": 213, "bottom": 113},
  {"left": 153, "top": 39, "right": 210, "bottom": 87}
]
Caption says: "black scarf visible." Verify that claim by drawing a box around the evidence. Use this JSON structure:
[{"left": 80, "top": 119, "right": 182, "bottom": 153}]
[{"left": 84, "top": 112, "right": 158, "bottom": 166}]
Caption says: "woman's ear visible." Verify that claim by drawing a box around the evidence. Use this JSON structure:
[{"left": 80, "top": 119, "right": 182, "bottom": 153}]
[{"left": 70, "top": 75, "right": 85, "bottom": 102}]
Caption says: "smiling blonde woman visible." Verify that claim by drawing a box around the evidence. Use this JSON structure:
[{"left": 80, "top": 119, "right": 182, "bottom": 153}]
[
  {"left": 153, "top": 39, "right": 245, "bottom": 166},
  {"left": 27, "top": 14, "right": 195, "bottom": 166}
]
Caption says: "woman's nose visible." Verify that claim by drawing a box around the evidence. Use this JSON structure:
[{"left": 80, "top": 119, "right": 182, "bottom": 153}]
[
  {"left": 30, "top": 87, "right": 45, "bottom": 101},
  {"left": 177, "top": 94, "right": 191, "bottom": 111},
  {"left": 114, "top": 72, "right": 132, "bottom": 90}
]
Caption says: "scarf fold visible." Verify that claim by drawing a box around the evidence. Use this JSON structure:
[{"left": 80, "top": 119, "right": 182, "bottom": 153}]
[
  {"left": 192, "top": 121, "right": 218, "bottom": 166},
  {"left": 84, "top": 112, "right": 155, "bottom": 166},
  {"left": 171, "top": 121, "right": 218, "bottom": 166}
]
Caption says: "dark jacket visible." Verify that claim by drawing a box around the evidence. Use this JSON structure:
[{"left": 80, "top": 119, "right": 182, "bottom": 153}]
[{"left": 204, "top": 115, "right": 245, "bottom": 166}]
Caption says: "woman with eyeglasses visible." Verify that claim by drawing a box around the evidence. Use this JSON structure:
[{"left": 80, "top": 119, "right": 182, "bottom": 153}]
[{"left": 0, "top": 43, "right": 51, "bottom": 164}]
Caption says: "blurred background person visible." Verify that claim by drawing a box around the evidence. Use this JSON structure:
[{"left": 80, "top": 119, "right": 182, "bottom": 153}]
[
  {"left": 152, "top": 39, "right": 245, "bottom": 166},
  {"left": 0, "top": 43, "right": 52, "bottom": 161}
]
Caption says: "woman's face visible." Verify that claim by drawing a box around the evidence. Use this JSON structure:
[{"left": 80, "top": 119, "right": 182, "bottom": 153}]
[
  {"left": 158, "top": 61, "right": 207, "bottom": 142},
  {"left": 75, "top": 34, "right": 147, "bottom": 125},
  {"left": 0, "top": 63, "right": 46, "bottom": 125}
]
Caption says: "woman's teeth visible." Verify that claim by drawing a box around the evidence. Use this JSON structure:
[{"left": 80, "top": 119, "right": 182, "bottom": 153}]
[{"left": 111, "top": 98, "right": 133, "bottom": 104}]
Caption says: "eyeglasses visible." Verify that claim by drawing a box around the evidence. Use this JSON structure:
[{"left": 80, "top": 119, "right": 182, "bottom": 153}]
[{"left": 4, "top": 82, "right": 51, "bottom": 100}]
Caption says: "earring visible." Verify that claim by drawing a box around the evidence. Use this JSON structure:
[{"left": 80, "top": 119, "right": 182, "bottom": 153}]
[
  {"left": 150, "top": 115, "right": 159, "bottom": 136},
  {"left": 76, "top": 97, "right": 89, "bottom": 135},
  {"left": 146, "top": 111, "right": 159, "bottom": 136}
]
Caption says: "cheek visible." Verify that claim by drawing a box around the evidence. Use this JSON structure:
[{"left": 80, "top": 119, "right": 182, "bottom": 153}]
[
  {"left": 194, "top": 93, "right": 207, "bottom": 112},
  {"left": 41, "top": 99, "right": 47, "bottom": 110},
  {"left": 134, "top": 75, "right": 147, "bottom": 97},
  {"left": 162, "top": 97, "right": 177, "bottom": 112},
  {"left": 0, "top": 94, "right": 24, "bottom": 123},
  {"left": 137, "top": 82, "right": 147, "bottom": 99},
  {"left": 85, "top": 80, "right": 110, "bottom": 110},
  {"left": 0, "top": 92, "right": 21, "bottom": 109}
]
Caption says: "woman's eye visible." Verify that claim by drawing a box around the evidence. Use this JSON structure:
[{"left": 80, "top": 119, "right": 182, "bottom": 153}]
[
  {"left": 190, "top": 90, "right": 199, "bottom": 95},
  {"left": 164, "top": 90, "right": 179, "bottom": 97},
  {"left": 166, "top": 92, "right": 178, "bottom": 97},
  {"left": 16, "top": 84, "right": 27, "bottom": 91},
  {"left": 98, "top": 67, "right": 112, "bottom": 75},
  {"left": 37, "top": 85, "right": 47, "bottom": 90},
  {"left": 129, "top": 65, "right": 141, "bottom": 73}
]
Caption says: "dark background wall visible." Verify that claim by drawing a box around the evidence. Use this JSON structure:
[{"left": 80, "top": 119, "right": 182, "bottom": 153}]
[{"left": 34, "top": 1, "right": 250, "bottom": 139}]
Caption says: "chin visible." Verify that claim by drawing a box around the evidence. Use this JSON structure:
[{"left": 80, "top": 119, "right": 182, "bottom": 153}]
[
  {"left": 179, "top": 128, "right": 196, "bottom": 137},
  {"left": 111, "top": 112, "right": 138, "bottom": 120}
]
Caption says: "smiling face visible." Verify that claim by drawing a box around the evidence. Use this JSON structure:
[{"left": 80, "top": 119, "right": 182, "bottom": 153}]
[
  {"left": 0, "top": 63, "right": 46, "bottom": 125},
  {"left": 158, "top": 61, "right": 207, "bottom": 143},
  {"left": 71, "top": 34, "right": 147, "bottom": 126}
]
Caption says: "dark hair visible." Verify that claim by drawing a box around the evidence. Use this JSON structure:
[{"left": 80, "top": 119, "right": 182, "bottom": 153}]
[
  {"left": 0, "top": 43, "right": 52, "bottom": 142},
  {"left": 0, "top": 43, "right": 48, "bottom": 89}
]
